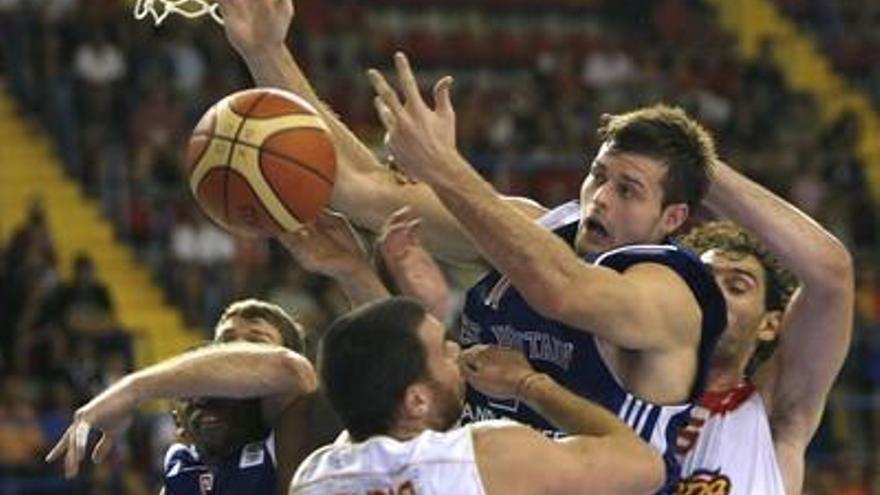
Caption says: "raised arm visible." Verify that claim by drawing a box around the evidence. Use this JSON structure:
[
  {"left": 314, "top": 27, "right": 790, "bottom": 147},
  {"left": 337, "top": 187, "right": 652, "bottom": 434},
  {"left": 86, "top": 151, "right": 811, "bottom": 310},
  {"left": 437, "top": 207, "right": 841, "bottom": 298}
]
[
  {"left": 214, "top": 0, "right": 547, "bottom": 264},
  {"left": 706, "top": 160, "right": 853, "bottom": 491},
  {"left": 376, "top": 207, "right": 452, "bottom": 321},
  {"left": 463, "top": 346, "right": 664, "bottom": 494},
  {"left": 277, "top": 211, "right": 390, "bottom": 307},
  {"left": 366, "top": 53, "right": 700, "bottom": 353},
  {"left": 46, "top": 342, "right": 316, "bottom": 478}
]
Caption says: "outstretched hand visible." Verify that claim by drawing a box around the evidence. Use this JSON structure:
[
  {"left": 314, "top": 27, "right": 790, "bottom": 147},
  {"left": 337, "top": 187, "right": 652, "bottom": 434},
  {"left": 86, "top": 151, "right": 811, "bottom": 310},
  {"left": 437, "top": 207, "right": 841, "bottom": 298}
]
[
  {"left": 378, "top": 207, "right": 450, "bottom": 319},
  {"left": 277, "top": 210, "right": 370, "bottom": 278},
  {"left": 367, "top": 53, "right": 459, "bottom": 186},
  {"left": 45, "top": 384, "right": 137, "bottom": 478},
  {"left": 216, "top": 0, "right": 293, "bottom": 54}
]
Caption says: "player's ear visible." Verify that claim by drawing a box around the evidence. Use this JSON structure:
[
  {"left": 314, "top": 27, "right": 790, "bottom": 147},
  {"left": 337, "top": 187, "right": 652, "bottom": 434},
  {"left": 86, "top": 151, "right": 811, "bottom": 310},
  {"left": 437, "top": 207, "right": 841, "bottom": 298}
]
[
  {"left": 401, "top": 383, "right": 431, "bottom": 420},
  {"left": 659, "top": 203, "right": 689, "bottom": 236},
  {"left": 171, "top": 402, "right": 189, "bottom": 441},
  {"left": 757, "top": 310, "right": 783, "bottom": 342}
]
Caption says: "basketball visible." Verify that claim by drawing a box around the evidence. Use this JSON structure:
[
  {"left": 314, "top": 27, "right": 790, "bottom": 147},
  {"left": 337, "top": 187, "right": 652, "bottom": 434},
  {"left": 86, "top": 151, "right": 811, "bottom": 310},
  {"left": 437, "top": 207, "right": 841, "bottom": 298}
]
[{"left": 185, "top": 88, "right": 336, "bottom": 238}]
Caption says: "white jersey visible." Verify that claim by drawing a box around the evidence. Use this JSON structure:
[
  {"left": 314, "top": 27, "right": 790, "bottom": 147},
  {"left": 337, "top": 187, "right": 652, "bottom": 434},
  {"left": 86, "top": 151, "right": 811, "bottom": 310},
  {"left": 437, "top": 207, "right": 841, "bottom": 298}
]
[
  {"left": 290, "top": 421, "right": 508, "bottom": 495},
  {"left": 675, "top": 384, "right": 786, "bottom": 495}
]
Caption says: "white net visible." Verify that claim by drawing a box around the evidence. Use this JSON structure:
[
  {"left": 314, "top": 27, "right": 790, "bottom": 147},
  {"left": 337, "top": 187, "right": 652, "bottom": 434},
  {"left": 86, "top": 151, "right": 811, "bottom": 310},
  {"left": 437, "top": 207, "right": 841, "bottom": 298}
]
[{"left": 133, "top": 0, "right": 224, "bottom": 26}]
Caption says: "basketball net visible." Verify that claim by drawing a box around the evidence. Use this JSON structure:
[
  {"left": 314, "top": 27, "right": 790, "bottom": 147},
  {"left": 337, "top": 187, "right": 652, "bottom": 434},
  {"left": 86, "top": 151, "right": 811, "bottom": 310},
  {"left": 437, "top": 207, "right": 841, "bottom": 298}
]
[{"left": 133, "top": 0, "right": 224, "bottom": 26}]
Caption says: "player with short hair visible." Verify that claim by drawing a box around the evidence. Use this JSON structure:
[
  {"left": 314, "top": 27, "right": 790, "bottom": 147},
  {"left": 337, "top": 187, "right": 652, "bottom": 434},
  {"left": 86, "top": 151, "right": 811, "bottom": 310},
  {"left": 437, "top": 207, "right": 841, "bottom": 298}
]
[
  {"left": 292, "top": 297, "right": 665, "bottom": 495},
  {"left": 364, "top": 54, "right": 728, "bottom": 492},
  {"left": 672, "top": 161, "right": 853, "bottom": 495},
  {"left": 215, "top": 298, "right": 305, "bottom": 349},
  {"left": 216, "top": 2, "right": 727, "bottom": 491},
  {"left": 46, "top": 210, "right": 452, "bottom": 494},
  {"left": 45, "top": 298, "right": 320, "bottom": 495}
]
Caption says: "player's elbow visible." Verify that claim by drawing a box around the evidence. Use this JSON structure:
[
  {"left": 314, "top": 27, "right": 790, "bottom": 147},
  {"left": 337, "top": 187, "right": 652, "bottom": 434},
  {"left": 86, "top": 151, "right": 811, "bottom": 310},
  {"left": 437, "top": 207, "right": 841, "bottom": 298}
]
[
  {"left": 809, "top": 242, "right": 854, "bottom": 296},
  {"left": 272, "top": 349, "right": 318, "bottom": 395},
  {"left": 625, "top": 440, "right": 665, "bottom": 494},
  {"left": 640, "top": 445, "right": 666, "bottom": 494},
  {"left": 826, "top": 244, "right": 854, "bottom": 288}
]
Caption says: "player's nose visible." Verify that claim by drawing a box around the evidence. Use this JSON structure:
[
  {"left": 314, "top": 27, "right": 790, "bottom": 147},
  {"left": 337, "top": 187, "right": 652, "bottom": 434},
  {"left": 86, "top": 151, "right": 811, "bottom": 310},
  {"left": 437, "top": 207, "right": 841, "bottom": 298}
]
[{"left": 590, "top": 182, "right": 613, "bottom": 209}]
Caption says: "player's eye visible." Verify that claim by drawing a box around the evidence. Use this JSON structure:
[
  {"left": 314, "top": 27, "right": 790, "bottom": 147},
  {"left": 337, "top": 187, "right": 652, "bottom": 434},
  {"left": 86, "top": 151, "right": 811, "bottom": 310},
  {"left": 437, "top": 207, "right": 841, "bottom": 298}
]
[{"left": 726, "top": 280, "right": 749, "bottom": 295}]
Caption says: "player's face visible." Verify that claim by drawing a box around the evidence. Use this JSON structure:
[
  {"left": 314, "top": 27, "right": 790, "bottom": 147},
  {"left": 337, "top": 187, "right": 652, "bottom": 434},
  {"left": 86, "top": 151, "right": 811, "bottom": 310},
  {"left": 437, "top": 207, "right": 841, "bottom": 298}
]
[
  {"left": 575, "top": 144, "right": 685, "bottom": 254},
  {"left": 416, "top": 316, "right": 465, "bottom": 431},
  {"left": 702, "top": 249, "right": 776, "bottom": 366},
  {"left": 214, "top": 316, "right": 283, "bottom": 346},
  {"left": 178, "top": 397, "right": 265, "bottom": 462}
]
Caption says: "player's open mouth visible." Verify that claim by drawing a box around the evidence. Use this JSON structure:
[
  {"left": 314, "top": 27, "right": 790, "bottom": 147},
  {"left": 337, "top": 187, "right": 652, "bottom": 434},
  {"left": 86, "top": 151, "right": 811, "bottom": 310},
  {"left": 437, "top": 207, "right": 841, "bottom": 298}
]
[{"left": 585, "top": 217, "right": 610, "bottom": 240}]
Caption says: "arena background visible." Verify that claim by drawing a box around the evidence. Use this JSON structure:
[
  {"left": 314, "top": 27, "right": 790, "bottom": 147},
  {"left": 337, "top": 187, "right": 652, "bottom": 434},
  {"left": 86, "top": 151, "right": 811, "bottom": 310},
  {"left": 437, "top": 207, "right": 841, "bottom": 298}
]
[{"left": 0, "top": 0, "right": 878, "bottom": 493}]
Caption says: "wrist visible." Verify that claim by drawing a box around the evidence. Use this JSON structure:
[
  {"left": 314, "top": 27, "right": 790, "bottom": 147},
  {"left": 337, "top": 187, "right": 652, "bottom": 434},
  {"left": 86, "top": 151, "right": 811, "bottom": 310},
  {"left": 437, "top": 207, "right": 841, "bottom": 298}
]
[
  {"left": 515, "top": 372, "right": 550, "bottom": 402},
  {"left": 427, "top": 151, "right": 479, "bottom": 192},
  {"left": 240, "top": 43, "right": 291, "bottom": 69},
  {"left": 705, "top": 160, "right": 731, "bottom": 207}
]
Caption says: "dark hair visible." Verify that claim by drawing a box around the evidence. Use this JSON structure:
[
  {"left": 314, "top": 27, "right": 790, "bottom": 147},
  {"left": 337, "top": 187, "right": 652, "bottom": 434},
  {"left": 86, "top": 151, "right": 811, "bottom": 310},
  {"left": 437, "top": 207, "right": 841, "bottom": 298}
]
[
  {"left": 219, "top": 299, "right": 305, "bottom": 353},
  {"left": 319, "top": 297, "right": 428, "bottom": 441},
  {"left": 679, "top": 222, "right": 799, "bottom": 376},
  {"left": 679, "top": 221, "right": 797, "bottom": 312},
  {"left": 598, "top": 104, "right": 717, "bottom": 210}
]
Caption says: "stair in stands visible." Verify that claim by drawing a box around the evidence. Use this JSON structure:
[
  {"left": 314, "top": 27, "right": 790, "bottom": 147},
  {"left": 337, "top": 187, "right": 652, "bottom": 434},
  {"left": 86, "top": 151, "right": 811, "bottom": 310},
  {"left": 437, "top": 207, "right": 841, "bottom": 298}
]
[
  {"left": 706, "top": 0, "right": 880, "bottom": 204},
  {"left": 0, "top": 87, "right": 201, "bottom": 368}
]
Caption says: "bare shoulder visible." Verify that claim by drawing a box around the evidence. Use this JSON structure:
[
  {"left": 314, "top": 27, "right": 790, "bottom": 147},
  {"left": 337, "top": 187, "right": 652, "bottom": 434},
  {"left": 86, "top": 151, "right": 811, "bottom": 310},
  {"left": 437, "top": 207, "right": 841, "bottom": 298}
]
[
  {"left": 622, "top": 260, "right": 693, "bottom": 287},
  {"left": 622, "top": 262, "right": 702, "bottom": 337}
]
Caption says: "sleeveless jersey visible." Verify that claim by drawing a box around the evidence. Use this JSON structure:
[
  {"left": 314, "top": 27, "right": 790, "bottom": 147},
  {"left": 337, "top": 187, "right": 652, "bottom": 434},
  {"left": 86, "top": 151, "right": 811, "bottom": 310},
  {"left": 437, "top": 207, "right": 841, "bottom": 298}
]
[
  {"left": 163, "top": 433, "right": 277, "bottom": 495},
  {"left": 459, "top": 202, "right": 727, "bottom": 493},
  {"left": 290, "top": 421, "right": 504, "bottom": 495},
  {"left": 676, "top": 384, "right": 786, "bottom": 495}
]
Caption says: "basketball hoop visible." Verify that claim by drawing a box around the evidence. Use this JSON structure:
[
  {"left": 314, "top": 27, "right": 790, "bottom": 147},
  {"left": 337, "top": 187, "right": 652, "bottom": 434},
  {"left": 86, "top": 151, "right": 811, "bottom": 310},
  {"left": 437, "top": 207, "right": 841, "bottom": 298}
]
[{"left": 133, "top": 0, "right": 224, "bottom": 26}]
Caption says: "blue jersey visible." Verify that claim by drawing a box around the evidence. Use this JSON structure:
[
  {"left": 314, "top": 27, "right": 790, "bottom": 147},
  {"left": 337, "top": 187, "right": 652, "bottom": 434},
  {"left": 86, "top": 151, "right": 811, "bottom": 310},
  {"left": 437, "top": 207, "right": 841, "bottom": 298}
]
[
  {"left": 459, "top": 202, "right": 726, "bottom": 494},
  {"left": 163, "top": 434, "right": 277, "bottom": 495}
]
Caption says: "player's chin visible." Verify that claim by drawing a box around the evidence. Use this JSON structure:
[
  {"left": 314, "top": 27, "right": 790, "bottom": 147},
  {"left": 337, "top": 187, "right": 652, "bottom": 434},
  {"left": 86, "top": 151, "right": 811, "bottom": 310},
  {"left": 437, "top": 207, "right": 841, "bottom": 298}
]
[{"left": 576, "top": 233, "right": 612, "bottom": 254}]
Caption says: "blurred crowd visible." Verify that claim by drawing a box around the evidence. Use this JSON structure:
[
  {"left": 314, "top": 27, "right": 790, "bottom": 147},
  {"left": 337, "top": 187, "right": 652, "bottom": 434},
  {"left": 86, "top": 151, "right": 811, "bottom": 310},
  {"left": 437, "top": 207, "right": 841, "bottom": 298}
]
[
  {"left": 774, "top": 0, "right": 880, "bottom": 107},
  {"left": 1, "top": 0, "right": 879, "bottom": 493},
  {"left": 0, "top": 202, "right": 149, "bottom": 493}
]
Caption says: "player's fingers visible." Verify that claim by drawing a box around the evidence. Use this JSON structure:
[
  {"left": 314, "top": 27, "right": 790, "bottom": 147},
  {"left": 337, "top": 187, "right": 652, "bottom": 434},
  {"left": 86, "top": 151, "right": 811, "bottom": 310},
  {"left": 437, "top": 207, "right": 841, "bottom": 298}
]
[
  {"left": 460, "top": 345, "right": 489, "bottom": 370},
  {"left": 433, "top": 76, "right": 454, "bottom": 116},
  {"left": 69, "top": 420, "right": 91, "bottom": 476},
  {"left": 404, "top": 219, "right": 423, "bottom": 243},
  {"left": 373, "top": 97, "right": 398, "bottom": 134},
  {"left": 92, "top": 433, "right": 114, "bottom": 464},
  {"left": 387, "top": 216, "right": 420, "bottom": 242},
  {"left": 387, "top": 206, "right": 417, "bottom": 226},
  {"left": 45, "top": 427, "right": 71, "bottom": 463},
  {"left": 380, "top": 207, "right": 418, "bottom": 243},
  {"left": 64, "top": 421, "right": 79, "bottom": 477},
  {"left": 316, "top": 211, "right": 355, "bottom": 242},
  {"left": 321, "top": 211, "right": 366, "bottom": 253},
  {"left": 367, "top": 70, "right": 405, "bottom": 117},
  {"left": 394, "top": 52, "right": 426, "bottom": 109}
]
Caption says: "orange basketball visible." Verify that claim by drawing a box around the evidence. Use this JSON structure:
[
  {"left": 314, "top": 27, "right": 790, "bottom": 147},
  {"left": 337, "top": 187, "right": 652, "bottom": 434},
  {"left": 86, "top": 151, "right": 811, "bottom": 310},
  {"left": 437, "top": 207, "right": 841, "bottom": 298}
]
[{"left": 185, "top": 88, "right": 336, "bottom": 238}]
